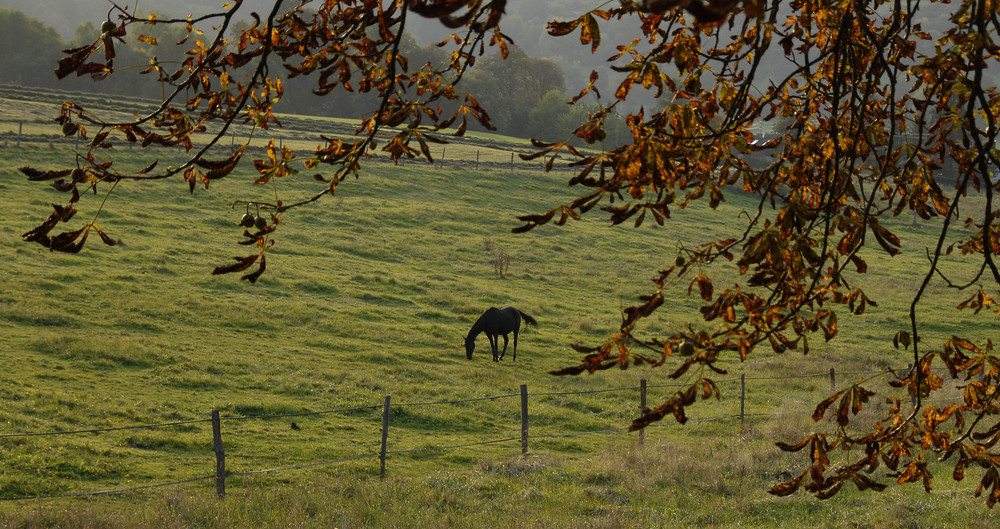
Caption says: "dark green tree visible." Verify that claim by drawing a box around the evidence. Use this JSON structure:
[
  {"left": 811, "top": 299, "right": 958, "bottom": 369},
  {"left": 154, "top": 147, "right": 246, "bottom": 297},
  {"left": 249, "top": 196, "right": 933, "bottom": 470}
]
[
  {"left": 524, "top": 89, "right": 590, "bottom": 143},
  {"left": 463, "top": 45, "right": 566, "bottom": 137},
  {"left": 0, "top": 8, "right": 63, "bottom": 87}
]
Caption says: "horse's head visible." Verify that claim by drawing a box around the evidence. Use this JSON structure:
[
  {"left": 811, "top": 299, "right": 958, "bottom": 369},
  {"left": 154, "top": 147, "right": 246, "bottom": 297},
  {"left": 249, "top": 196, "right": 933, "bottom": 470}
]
[{"left": 464, "top": 335, "right": 475, "bottom": 359}]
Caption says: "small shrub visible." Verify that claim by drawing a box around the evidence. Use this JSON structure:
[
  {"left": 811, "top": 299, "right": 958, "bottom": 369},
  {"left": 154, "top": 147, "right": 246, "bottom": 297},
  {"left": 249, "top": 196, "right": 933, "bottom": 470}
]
[{"left": 490, "top": 248, "right": 509, "bottom": 277}]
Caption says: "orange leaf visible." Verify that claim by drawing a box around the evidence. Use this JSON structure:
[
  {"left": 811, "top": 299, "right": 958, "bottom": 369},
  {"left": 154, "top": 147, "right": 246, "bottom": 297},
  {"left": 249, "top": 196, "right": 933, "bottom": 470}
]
[
  {"left": 579, "top": 13, "right": 601, "bottom": 53},
  {"left": 813, "top": 390, "right": 846, "bottom": 421},
  {"left": 768, "top": 469, "right": 809, "bottom": 497}
]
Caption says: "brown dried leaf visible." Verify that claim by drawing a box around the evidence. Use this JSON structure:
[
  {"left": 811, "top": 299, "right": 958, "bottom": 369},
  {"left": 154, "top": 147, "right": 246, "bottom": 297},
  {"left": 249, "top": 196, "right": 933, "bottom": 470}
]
[{"left": 212, "top": 254, "right": 259, "bottom": 276}]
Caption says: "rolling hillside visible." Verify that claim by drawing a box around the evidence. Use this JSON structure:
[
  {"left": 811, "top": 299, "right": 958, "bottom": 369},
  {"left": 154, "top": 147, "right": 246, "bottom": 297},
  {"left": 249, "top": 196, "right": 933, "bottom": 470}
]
[{"left": 2, "top": 83, "right": 999, "bottom": 528}]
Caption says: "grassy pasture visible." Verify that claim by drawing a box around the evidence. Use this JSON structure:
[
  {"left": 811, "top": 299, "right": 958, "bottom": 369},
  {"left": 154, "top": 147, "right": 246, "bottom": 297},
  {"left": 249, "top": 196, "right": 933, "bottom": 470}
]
[{"left": 1, "top": 86, "right": 999, "bottom": 527}]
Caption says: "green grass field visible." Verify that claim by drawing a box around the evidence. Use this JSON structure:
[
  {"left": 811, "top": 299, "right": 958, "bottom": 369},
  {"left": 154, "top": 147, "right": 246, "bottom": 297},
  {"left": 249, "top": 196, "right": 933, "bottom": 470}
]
[{"left": 2, "top": 85, "right": 999, "bottom": 528}]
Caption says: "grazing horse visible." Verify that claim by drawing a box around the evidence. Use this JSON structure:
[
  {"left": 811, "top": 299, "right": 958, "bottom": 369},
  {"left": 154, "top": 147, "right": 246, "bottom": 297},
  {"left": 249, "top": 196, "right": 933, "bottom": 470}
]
[{"left": 464, "top": 306, "right": 537, "bottom": 362}]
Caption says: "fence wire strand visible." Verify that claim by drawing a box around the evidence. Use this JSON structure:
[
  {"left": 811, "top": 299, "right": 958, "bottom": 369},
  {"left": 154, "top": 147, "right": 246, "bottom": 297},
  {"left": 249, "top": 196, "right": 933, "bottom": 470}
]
[
  {"left": 0, "top": 365, "right": 967, "bottom": 502},
  {"left": 393, "top": 393, "right": 520, "bottom": 408},
  {"left": 0, "top": 365, "right": 926, "bottom": 439},
  {"left": 0, "top": 475, "right": 214, "bottom": 502},
  {"left": 389, "top": 436, "right": 521, "bottom": 455},
  {"left": 0, "top": 418, "right": 212, "bottom": 439},
  {"left": 220, "top": 404, "right": 383, "bottom": 422},
  {"left": 529, "top": 386, "right": 640, "bottom": 397},
  {"left": 530, "top": 428, "right": 626, "bottom": 439},
  {"left": 234, "top": 453, "right": 379, "bottom": 476}
]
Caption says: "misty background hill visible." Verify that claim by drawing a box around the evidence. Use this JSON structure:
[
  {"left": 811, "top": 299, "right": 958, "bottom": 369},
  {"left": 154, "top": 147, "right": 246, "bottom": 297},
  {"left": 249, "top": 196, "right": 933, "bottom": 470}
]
[
  {"left": 0, "top": 0, "right": 965, "bottom": 89},
  {"left": 0, "top": 0, "right": 639, "bottom": 142},
  {"left": 0, "top": 0, "right": 973, "bottom": 142},
  {"left": 0, "top": 0, "right": 617, "bottom": 89}
]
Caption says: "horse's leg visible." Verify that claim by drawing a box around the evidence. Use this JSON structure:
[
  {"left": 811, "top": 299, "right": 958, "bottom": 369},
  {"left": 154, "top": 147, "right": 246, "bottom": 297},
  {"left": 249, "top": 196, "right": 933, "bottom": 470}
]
[
  {"left": 499, "top": 333, "right": 509, "bottom": 360},
  {"left": 488, "top": 334, "right": 499, "bottom": 362},
  {"left": 512, "top": 319, "right": 521, "bottom": 362}
]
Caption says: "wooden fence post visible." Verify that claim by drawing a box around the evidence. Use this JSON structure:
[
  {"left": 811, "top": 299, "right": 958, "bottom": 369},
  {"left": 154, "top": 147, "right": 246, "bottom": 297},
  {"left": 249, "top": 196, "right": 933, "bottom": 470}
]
[
  {"left": 211, "top": 409, "right": 226, "bottom": 498},
  {"left": 829, "top": 367, "right": 836, "bottom": 393},
  {"left": 17, "top": 121, "right": 22, "bottom": 147},
  {"left": 380, "top": 396, "right": 391, "bottom": 479},
  {"left": 739, "top": 374, "right": 746, "bottom": 429},
  {"left": 510, "top": 152, "right": 514, "bottom": 172},
  {"left": 476, "top": 150, "right": 480, "bottom": 170},
  {"left": 638, "top": 379, "right": 647, "bottom": 447},
  {"left": 520, "top": 384, "right": 529, "bottom": 455}
]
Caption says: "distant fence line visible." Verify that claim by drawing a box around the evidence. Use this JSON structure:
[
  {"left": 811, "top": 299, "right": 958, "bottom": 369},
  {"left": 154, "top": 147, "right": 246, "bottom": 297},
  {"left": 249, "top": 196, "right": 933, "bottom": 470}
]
[
  {"left": 0, "top": 364, "right": 956, "bottom": 502},
  {"left": 0, "top": 119, "right": 579, "bottom": 173}
]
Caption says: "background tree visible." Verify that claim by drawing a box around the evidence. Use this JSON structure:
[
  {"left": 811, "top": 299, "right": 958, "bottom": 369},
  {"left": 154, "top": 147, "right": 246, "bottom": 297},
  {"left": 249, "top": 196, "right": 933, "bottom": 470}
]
[
  {"left": 61, "top": 13, "right": 198, "bottom": 99},
  {"left": 15, "top": 0, "right": 1000, "bottom": 507},
  {"left": 462, "top": 45, "right": 567, "bottom": 137},
  {"left": 524, "top": 89, "right": 593, "bottom": 144},
  {"left": 0, "top": 8, "right": 63, "bottom": 87}
]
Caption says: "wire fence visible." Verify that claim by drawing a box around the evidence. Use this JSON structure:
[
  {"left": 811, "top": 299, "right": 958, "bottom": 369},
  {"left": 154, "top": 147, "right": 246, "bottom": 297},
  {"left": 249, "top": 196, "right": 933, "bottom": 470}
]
[
  {"left": 0, "top": 116, "right": 581, "bottom": 174},
  {"left": 0, "top": 363, "right": 968, "bottom": 503}
]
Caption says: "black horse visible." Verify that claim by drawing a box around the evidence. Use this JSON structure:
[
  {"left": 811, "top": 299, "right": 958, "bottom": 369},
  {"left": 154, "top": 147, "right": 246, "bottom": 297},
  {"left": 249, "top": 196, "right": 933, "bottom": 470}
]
[{"left": 464, "top": 307, "right": 537, "bottom": 362}]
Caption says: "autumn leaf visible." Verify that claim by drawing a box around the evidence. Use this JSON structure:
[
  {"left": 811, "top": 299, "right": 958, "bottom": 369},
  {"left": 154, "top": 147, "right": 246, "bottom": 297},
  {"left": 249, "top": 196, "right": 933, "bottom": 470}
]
[
  {"left": 812, "top": 390, "right": 846, "bottom": 422},
  {"left": 19, "top": 167, "right": 73, "bottom": 181},
  {"left": 212, "top": 254, "right": 259, "bottom": 276},
  {"left": 579, "top": 14, "right": 601, "bottom": 53},
  {"left": 768, "top": 469, "right": 809, "bottom": 497}
]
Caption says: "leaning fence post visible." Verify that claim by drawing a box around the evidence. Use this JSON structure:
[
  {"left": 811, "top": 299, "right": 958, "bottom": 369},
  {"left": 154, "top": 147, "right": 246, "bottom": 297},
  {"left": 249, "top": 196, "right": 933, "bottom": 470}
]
[
  {"left": 520, "top": 384, "right": 529, "bottom": 455},
  {"left": 638, "top": 379, "right": 647, "bottom": 447},
  {"left": 829, "top": 367, "right": 836, "bottom": 393},
  {"left": 380, "top": 395, "right": 391, "bottom": 479},
  {"left": 739, "top": 374, "right": 746, "bottom": 429},
  {"left": 211, "top": 409, "right": 226, "bottom": 498}
]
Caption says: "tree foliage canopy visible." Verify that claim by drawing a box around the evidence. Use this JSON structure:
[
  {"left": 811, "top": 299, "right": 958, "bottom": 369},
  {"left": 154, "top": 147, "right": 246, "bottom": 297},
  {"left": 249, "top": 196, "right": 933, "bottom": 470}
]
[
  {"left": 0, "top": 8, "right": 64, "bottom": 86},
  {"left": 17, "top": 0, "right": 1000, "bottom": 506}
]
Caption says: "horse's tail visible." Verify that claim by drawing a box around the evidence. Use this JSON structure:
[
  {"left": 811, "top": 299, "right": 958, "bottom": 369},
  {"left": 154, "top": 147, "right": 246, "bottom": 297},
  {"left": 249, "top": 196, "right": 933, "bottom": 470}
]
[{"left": 518, "top": 310, "right": 538, "bottom": 327}]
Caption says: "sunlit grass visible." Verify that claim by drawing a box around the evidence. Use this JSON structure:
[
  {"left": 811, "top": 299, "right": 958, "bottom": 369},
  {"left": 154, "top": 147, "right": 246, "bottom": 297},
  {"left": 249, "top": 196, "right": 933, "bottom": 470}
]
[{"left": 1, "top": 83, "right": 998, "bottom": 526}]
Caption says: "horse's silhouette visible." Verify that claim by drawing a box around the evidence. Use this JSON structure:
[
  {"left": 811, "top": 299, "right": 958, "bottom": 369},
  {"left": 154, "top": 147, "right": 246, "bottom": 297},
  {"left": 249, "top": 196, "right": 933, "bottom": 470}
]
[{"left": 464, "top": 306, "right": 537, "bottom": 362}]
